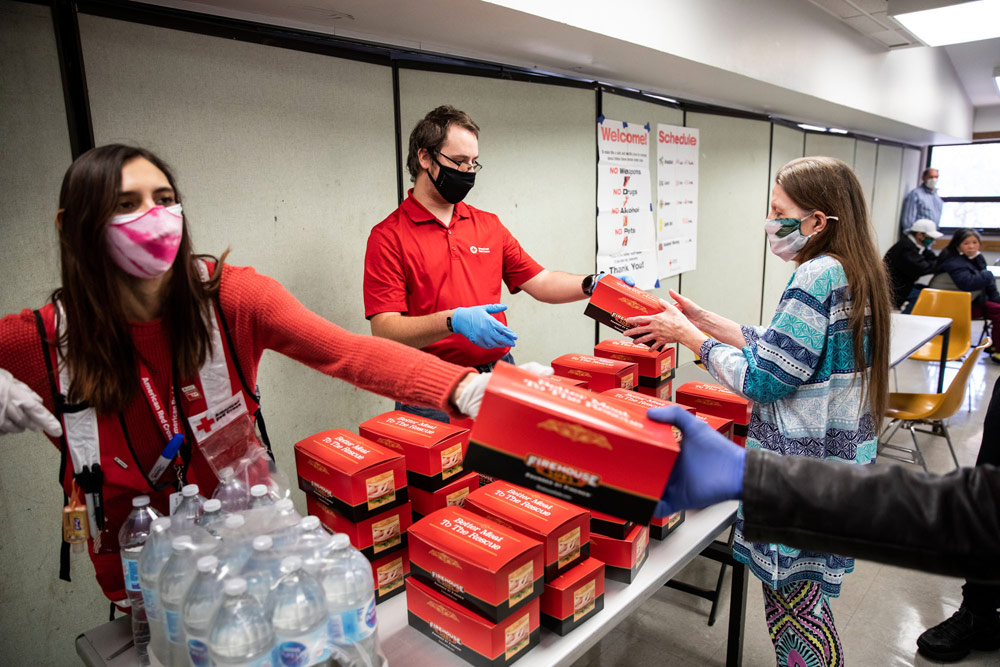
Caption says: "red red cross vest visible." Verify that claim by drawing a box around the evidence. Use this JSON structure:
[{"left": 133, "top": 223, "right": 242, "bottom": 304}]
[{"left": 35, "top": 266, "right": 265, "bottom": 603}]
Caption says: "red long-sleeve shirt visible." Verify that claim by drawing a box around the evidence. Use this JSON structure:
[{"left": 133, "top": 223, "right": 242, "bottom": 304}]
[{"left": 0, "top": 264, "right": 474, "bottom": 472}]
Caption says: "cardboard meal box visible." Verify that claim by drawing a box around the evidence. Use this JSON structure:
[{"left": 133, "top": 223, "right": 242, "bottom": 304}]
[
  {"left": 675, "top": 382, "right": 751, "bottom": 446},
  {"left": 307, "top": 496, "right": 411, "bottom": 561},
  {"left": 696, "top": 412, "right": 734, "bottom": 441},
  {"left": 294, "top": 429, "right": 408, "bottom": 522},
  {"left": 406, "top": 577, "right": 540, "bottom": 667},
  {"left": 599, "top": 388, "right": 694, "bottom": 414},
  {"left": 545, "top": 374, "right": 590, "bottom": 389},
  {"left": 588, "top": 509, "right": 635, "bottom": 540},
  {"left": 593, "top": 339, "right": 676, "bottom": 387},
  {"left": 590, "top": 524, "right": 649, "bottom": 584},
  {"left": 410, "top": 470, "right": 480, "bottom": 518},
  {"left": 635, "top": 380, "right": 673, "bottom": 400},
  {"left": 583, "top": 275, "right": 666, "bottom": 339},
  {"left": 465, "top": 362, "right": 681, "bottom": 524},
  {"left": 551, "top": 354, "right": 637, "bottom": 393},
  {"left": 649, "top": 510, "right": 686, "bottom": 541},
  {"left": 464, "top": 482, "right": 590, "bottom": 582},
  {"left": 409, "top": 506, "right": 544, "bottom": 623},
  {"left": 371, "top": 549, "right": 410, "bottom": 603},
  {"left": 539, "top": 558, "right": 605, "bottom": 636},
  {"left": 359, "top": 411, "right": 469, "bottom": 491}
]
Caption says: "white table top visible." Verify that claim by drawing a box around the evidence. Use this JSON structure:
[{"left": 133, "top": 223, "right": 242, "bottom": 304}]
[
  {"left": 889, "top": 312, "right": 952, "bottom": 368},
  {"left": 380, "top": 501, "right": 738, "bottom": 667},
  {"left": 988, "top": 265, "right": 1000, "bottom": 279}
]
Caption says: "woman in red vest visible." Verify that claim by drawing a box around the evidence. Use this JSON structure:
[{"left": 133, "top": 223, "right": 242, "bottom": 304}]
[{"left": 0, "top": 144, "right": 485, "bottom": 604}]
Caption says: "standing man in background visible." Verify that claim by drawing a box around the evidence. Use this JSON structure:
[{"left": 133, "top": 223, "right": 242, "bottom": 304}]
[
  {"left": 884, "top": 218, "right": 941, "bottom": 311},
  {"left": 364, "top": 105, "right": 623, "bottom": 422},
  {"left": 900, "top": 167, "right": 944, "bottom": 233}
]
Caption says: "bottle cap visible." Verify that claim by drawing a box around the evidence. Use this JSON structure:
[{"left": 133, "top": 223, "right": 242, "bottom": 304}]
[
  {"left": 250, "top": 484, "right": 268, "bottom": 498},
  {"left": 281, "top": 556, "right": 302, "bottom": 573},
  {"left": 224, "top": 515, "right": 245, "bottom": 529},
  {"left": 218, "top": 466, "right": 234, "bottom": 480},
  {"left": 182, "top": 484, "right": 200, "bottom": 498},
  {"left": 275, "top": 498, "right": 294, "bottom": 512},
  {"left": 197, "top": 555, "right": 218, "bottom": 573},
  {"left": 299, "top": 516, "right": 320, "bottom": 531},
  {"left": 202, "top": 499, "right": 222, "bottom": 513},
  {"left": 172, "top": 536, "right": 193, "bottom": 551},
  {"left": 151, "top": 517, "right": 172, "bottom": 531},
  {"left": 252, "top": 535, "right": 273, "bottom": 551},
  {"left": 330, "top": 534, "right": 350, "bottom": 550},
  {"left": 224, "top": 578, "right": 247, "bottom": 596},
  {"left": 132, "top": 495, "right": 150, "bottom": 508}
]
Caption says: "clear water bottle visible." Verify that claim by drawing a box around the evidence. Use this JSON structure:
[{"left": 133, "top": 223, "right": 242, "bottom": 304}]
[
  {"left": 209, "top": 577, "right": 275, "bottom": 667},
  {"left": 138, "top": 517, "right": 175, "bottom": 667},
  {"left": 242, "top": 535, "right": 282, "bottom": 606},
  {"left": 319, "top": 534, "right": 380, "bottom": 667},
  {"left": 249, "top": 484, "right": 274, "bottom": 509},
  {"left": 268, "top": 556, "right": 331, "bottom": 667},
  {"left": 119, "top": 495, "right": 162, "bottom": 666},
  {"left": 174, "top": 484, "right": 205, "bottom": 528},
  {"left": 295, "top": 516, "right": 333, "bottom": 562},
  {"left": 197, "top": 498, "right": 227, "bottom": 537},
  {"left": 160, "top": 536, "right": 199, "bottom": 667},
  {"left": 212, "top": 467, "right": 249, "bottom": 512},
  {"left": 268, "top": 498, "right": 302, "bottom": 550},
  {"left": 182, "top": 555, "right": 224, "bottom": 667},
  {"left": 217, "top": 514, "right": 252, "bottom": 576}
]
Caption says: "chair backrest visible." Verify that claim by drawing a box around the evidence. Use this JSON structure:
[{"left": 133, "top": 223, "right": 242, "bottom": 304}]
[
  {"left": 929, "top": 337, "right": 991, "bottom": 419},
  {"left": 928, "top": 272, "right": 983, "bottom": 303},
  {"left": 910, "top": 288, "right": 973, "bottom": 354}
]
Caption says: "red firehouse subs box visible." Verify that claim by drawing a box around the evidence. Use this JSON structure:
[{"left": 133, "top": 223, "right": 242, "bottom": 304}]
[
  {"left": 307, "top": 495, "right": 412, "bottom": 561},
  {"left": 635, "top": 380, "right": 673, "bottom": 400},
  {"left": 599, "top": 388, "right": 695, "bottom": 414},
  {"left": 409, "top": 506, "right": 544, "bottom": 623},
  {"left": 465, "top": 362, "right": 681, "bottom": 525},
  {"left": 675, "top": 382, "right": 752, "bottom": 446},
  {"left": 371, "top": 549, "right": 410, "bottom": 603},
  {"left": 584, "top": 275, "right": 666, "bottom": 339},
  {"left": 545, "top": 374, "right": 589, "bottom": 389},
  {"left": 593, "top": 338, "right": 675, "bottom": 387},
  {"left": 464, "top": 482, "right": 590, "bottom": 582},
  {"left": 539, "top": 557, "right": 605, "bottom": 636},
  {"left": 590, "top": 523, "right": 650, "bottom": 584},
  {"left": 411, "top": 471, "right": 480, "bottom": 521},
  {"left": 588, "top": 509, "right": 634, "bottom": 540},
  {"left": 294, "top": 429, "right": 407, "bottom": 522},
  {"left": 406, "top": 577, "right": 540, "bottom": 667},
  {"left": 696, "top": 412, "right": 735, "bottom": 441},
  {"left": 551, "top": 354, "right": 637, "bottom": 393},
  {"left": 649, "top": 510, "right": 686, "bottom": 541},
  {"left": 359, "top": 411, "right": 469, "bottom": 491}
]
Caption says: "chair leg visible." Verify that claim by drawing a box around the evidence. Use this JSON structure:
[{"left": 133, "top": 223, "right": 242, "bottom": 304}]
[
  {"left": 879, "top": 419, "right": 903, "bottom": 450},
  {"left": 908, "top": 425, "right": 928, "bottom": 472},
  {"left": 938, "top": 421, "right": 961, "bottom": 470},
  {"left": 892, "top": 365, "right": 898, "bottom": 393}
]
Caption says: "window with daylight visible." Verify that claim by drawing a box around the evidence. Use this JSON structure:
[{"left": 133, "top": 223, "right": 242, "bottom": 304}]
[{"left": 929, "top": 141, "right": 1000, "bottom": 231}]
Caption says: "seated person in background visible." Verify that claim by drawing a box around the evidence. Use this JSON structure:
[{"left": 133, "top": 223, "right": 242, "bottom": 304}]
[
  {"left": 933, "top": 228, "right": 1000, "bottom": 362},
  {"left": 883, "top": 218, "right": 940, "bottom": 311}
]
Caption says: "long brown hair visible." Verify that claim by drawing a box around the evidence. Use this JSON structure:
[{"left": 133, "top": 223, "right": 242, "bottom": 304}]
[
  {"left": 53, "top": 144, "right": 225, "bottom": 413},
  {"left": 777, "top": 156, "right": 891, "bottom": 425}
]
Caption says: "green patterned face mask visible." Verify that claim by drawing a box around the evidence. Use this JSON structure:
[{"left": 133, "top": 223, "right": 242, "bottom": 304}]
[{"left": 764, "top": 213, "right": 838, "bottom": 262}]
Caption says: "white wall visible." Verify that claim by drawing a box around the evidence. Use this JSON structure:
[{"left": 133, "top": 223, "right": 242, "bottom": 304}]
[
  {"left": 761, "top": 125, "right": 805, "bottom": 324},
  {"left": 974, "top": 105, "right": 1000, "bottom": 134}
]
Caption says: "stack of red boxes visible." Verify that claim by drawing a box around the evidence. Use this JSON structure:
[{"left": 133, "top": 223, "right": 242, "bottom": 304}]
[
  {"left": 293, "top": 429, "right": 412, "bottom": 603},
  {"left": 675, "top": 381, "right": 752, "bottom": 446},
  {"left": 407, "top": 506, "right": 544, "bottom": 665},
  {"left": 593, "top": 338, "right": 676, "bottom": 399},
  {"left": 551, "top": 353, "right": 637, "bottom": 392}
]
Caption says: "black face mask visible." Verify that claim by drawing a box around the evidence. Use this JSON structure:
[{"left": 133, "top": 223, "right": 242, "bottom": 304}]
[{"left": 430, "top": 159, "right": 476, "bottom": 204}]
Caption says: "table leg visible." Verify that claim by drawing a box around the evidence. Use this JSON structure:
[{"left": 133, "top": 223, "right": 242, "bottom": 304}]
[
  {"left": 726, "top": 560, "right": 747, "bottom": 667},
  {"left": 938, "top": 326, "right": 950, "bottom": 394}
]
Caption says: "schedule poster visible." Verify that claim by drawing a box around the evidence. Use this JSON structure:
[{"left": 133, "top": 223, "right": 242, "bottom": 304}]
[
  {"left": 596, "top": 117, "right": 658, "bottom": 289},
  {"left": 655, "top": 124, "right": 699, "bottom": 278}
]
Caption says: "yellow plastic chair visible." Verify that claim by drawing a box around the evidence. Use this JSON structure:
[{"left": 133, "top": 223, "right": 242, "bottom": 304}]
[
  {"left": 879, "top": 337, "right": 990, "bottom": 471},
  {"left": 908, "top": 288, "right": 972, "bottom": 362}
]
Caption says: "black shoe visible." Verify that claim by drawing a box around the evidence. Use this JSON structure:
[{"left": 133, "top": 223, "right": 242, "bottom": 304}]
[{"left": 917, "top": 607, "right": 1000, "bottom": 662}]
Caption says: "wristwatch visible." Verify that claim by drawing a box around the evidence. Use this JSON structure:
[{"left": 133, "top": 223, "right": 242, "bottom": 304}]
[{"left": 582, "top": 273, "right": 600, "bottom": 297}]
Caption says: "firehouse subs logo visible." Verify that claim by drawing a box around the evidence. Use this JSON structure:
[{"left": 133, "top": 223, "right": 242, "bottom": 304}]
[
  {"left": 618, "top": 297, "right": 648, "bottom": 313},
  {"left": 429, "top": 549, "right": 462, "bottom": 570},
  {"left": 566, "top": 369, "right": 592, "bottom": 378},
  {"left": 427, "top": 599, "right": 459, "bottom": 621},
  {"left": 376, "top": 436, "right": 404, "bottom": 452},
  {"left": 537, "top": 420, "right": 612, "bottom": 450},
  {"left": 524, "top": 454, "right": 601, "bottom": 488}
]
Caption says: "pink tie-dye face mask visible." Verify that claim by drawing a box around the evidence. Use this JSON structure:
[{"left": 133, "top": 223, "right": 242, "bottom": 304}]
[{"left": 105, "top": 204, "right": 183, "bottom": 278}]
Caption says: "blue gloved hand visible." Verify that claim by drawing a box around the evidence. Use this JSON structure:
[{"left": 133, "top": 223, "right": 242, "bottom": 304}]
[
  {"left": 451, "top": 304, "right": 518, "bottom": 349},
  {"left": 646, "top": 406, "right": 746, "bottom": 517},
  {"left": 596, "top": 272, "right": 635, "bottom": 287}
]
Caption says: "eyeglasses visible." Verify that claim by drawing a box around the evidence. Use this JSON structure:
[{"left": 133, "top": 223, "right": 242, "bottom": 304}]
[{"left": 436, "top": 152, "right": 483, "bottom": 173}]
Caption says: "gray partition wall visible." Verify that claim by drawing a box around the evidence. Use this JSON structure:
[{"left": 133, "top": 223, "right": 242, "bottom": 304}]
[
  {"left": 854, "top": 140, "right": 879, "bottom": 216},
  {"left": 397, "top": 69, "right": 597, "bottom": 367},
  {"left": 872, "top": 144, "right": 905, "bottom": 253},
  {"left": 760, "top": 124, "right": 805, "bottom": 324},
  {"left": 804, "top": 132, "right": 857, "bottom": 167}
]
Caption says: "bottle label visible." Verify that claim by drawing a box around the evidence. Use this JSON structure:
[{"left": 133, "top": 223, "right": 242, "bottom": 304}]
[
  {"left": 164, "top": 608, "right": 183, "bottom": 644},
  {"left": 187, "top": 638, "right": 214, "bottom": 667},
  {"left": 273, "top": 626, "right": 330, "bottom": 666},
  {"left": 328, "top": 597, "right": 376, "bottom": 645},
  {"left": 121, "top": 555, "right": 141, "bottom": 592},
  {"left": 143, "top": 587, "right": 160, "bottom": 621}
]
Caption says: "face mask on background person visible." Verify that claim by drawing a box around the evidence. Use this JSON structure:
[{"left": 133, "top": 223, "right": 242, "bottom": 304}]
[
  {"left": 105, "top": 203, "right": 183, "bottom": 278},
  {"left": 430, "top": 158, "right": 476, "bottom": 204},
  {"left": 764, "top": 212, "right": 837, "bottom": 263},
  {"left": 924, "top": 178, "right": 938, "bottom": 190},
  {"left": 922, "top": 236, "right": 934, "bottom": 248}
]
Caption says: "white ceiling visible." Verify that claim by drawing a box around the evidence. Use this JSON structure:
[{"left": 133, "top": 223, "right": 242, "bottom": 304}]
[{"left": 145, "top": 0, "right": 992, "bottom": 143}]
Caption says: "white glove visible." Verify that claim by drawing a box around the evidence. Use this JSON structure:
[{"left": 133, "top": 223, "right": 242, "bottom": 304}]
[
  {"left": 454, "top": 372, "right": 490, "bottom": 419},
  {"left": 0, "top": 369, "right": 62, "bottom": 437},
  {"left": 517, "top": 361, "right": 554, "bottom": 376}
]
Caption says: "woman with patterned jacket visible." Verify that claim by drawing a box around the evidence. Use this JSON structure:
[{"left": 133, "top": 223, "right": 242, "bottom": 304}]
[{"left": 625, "top": 156, "right": 892, "bottom": 667}]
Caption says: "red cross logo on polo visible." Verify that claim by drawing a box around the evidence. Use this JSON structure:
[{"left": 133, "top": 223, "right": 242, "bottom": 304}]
[{"left": 197, "top": 415, "right": 215, "bottom": 434}]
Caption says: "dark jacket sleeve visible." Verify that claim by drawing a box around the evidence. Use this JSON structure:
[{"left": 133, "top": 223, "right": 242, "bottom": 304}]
[
  {"left": 941, "top": 254, "right": 993, "bottom": 292},
  {"left": 741, "top": 449, "right": 1000, "bottom": 582}
]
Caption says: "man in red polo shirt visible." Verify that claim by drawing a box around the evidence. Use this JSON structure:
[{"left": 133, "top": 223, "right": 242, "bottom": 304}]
[{"left": 365, "top": 105, "right": 622, "bottom": 422}]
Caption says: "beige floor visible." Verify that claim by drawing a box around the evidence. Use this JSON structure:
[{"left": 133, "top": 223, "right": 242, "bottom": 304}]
[{"left": 573, "top": 353, "right": 1000, "bottom": 667}]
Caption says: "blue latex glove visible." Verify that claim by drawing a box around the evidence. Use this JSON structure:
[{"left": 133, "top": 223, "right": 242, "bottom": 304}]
[
  {"left": 596, "top": 272, "right": 635, "bottom": 287},
  {"left": 646, "top": 406, "right": 746, "bottom": 517},
  {"left": 451, "top": 304, "right": 518, "bottom": 349}
]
